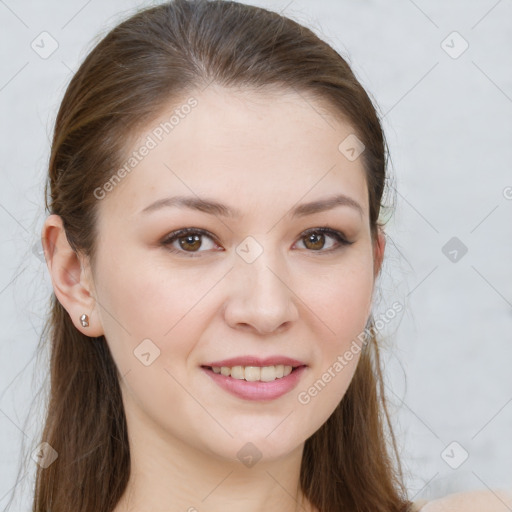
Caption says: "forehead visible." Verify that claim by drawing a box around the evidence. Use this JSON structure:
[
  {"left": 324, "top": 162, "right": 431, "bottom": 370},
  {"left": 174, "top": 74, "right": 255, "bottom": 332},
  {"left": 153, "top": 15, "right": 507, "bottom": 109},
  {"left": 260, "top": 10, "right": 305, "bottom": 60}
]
[{"left": 96, "top": 85, "right": 369, "bottom": 223}]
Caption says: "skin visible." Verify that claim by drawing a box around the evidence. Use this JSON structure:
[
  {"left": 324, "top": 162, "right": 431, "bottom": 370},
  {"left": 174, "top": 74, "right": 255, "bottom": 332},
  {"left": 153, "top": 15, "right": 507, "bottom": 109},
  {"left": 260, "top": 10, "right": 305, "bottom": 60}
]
[
  {"left": 42, "top": 84, "right": 386, "bottom": 512},
  {"left": 423, "top": 489, "right": 512, "bottom": 512}
]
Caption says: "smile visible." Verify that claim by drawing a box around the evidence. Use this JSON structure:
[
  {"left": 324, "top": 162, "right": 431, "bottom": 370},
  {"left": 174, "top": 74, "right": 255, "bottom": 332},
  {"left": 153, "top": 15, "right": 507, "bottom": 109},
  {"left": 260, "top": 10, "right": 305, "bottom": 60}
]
[
  {"left": 201, "top": 363, "right": 307, "bottom": 401},
  {"left": 209, "top": 364, "right": 294, "bottom": 382}
]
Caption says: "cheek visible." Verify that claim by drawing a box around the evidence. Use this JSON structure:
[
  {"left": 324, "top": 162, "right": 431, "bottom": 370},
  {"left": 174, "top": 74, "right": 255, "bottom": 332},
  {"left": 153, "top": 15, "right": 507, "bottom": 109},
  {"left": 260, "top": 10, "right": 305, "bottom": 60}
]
[
  {"left": 94, "top": 251, "right": 220, "bottom": 374},
  {"left": 93, "top": 259, "right": 208, "bottom": 426},
  {"left": 294, "top": 267, "right": 369, "bottom": 429},
  {"left": 294, "top": 253, "right": 374, "bottom": 410},
  {"left": 300, "top": 254, "right": 374, "bottom": 344}
]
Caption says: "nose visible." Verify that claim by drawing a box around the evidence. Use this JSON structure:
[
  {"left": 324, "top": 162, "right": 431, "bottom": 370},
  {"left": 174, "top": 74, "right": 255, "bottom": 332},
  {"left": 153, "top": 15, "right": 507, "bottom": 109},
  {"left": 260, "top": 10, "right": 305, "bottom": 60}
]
[{"left": 223, "top": 248, "right": 299, "bottom": 336}]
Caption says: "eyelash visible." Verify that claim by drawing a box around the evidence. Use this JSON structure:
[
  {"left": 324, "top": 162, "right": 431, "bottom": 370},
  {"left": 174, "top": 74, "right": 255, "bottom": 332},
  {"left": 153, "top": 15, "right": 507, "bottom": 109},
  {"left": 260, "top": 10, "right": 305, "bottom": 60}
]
[{"left": 160, "top": 227, "right": 354, "bottom": 258}]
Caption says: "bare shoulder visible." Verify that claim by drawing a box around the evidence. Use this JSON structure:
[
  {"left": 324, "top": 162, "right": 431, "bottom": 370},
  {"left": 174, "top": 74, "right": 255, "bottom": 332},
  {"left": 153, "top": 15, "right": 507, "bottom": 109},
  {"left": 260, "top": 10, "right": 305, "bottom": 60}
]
[{"left": 421, "top": 489, "right": 512, "bottom": 512}]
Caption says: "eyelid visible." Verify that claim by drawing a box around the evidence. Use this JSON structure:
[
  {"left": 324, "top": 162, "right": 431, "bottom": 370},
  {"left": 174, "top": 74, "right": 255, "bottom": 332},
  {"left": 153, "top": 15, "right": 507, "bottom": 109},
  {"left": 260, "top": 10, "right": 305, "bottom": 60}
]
[
  {"left": 160, "top": 226, "right": 354, "bottom": 257},
  {"left": 160, "top": 227, "right": 221, "bottom": 257}
]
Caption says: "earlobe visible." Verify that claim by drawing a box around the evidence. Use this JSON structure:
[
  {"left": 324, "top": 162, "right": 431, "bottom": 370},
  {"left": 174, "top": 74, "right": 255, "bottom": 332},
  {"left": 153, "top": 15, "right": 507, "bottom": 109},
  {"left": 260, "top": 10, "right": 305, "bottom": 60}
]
[{"left": 41, "top": 214, "right": 104, "bottom": 337}]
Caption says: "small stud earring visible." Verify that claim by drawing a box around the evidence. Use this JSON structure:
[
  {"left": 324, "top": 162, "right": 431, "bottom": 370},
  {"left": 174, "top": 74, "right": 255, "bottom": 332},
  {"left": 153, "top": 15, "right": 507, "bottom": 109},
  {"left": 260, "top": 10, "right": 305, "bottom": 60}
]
[{"left": 80, "top": 314, "right": 89, "bottom": 327}]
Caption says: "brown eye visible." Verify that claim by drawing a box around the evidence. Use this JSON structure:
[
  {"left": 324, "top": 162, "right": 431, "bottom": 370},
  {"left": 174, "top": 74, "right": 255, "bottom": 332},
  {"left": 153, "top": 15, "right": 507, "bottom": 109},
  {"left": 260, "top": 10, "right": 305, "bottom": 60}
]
[
  {"left": 161, "top": 226, "right": 353, "bottom": 258},
  {"left": 303, "top": 232, "right": 326, "bottom": 250},
  {"left": 161, "top": 228, "right": 220, "bottom": 257},
  {"left": 178, "top": 234, "right": 202, "bottom": 252},
  {"left": 296, "top": 228, "right": 353, "bottom": 253}
]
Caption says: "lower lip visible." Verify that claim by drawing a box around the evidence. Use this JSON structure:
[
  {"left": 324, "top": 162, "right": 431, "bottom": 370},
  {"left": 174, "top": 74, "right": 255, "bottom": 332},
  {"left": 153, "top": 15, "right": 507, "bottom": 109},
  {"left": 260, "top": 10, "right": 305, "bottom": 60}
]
[{"left": 202, "top": 366, "right": 307, "bottom": 401}]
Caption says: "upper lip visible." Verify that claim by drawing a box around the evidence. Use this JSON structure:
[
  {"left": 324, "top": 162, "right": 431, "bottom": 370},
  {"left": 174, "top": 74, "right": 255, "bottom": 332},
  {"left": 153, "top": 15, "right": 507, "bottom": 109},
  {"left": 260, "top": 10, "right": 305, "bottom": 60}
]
[{"left": 203, "top": 356, "right": 307, "bottom": 368}]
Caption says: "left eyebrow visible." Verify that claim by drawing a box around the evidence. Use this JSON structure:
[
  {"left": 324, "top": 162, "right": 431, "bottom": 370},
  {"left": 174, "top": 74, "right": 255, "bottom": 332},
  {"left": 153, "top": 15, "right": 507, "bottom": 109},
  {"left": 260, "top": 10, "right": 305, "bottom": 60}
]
[
  {"left": 290, "top": 194, "right": 363, "bottom": 219},
  {"left": 139, "top": 193, "right": 364, "bottom": 219}
]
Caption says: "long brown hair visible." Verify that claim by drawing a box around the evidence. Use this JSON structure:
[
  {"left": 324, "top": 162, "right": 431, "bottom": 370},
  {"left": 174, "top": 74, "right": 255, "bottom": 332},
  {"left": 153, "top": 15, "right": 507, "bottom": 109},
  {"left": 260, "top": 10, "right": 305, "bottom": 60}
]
[{"left": 9, "top": 1, "right": 414, "bottom": 511}]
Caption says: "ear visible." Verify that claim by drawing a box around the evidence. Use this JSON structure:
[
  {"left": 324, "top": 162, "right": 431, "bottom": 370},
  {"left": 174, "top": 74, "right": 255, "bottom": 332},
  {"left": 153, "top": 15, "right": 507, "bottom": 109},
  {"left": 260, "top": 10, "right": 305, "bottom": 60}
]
[
  {"left": 373, "top": 226, "right": 386, "bottom": 278},
  {"left": 366, "top": 227, "right": 386, "bottom": 320},
  {"left": 41, "top": 214, "right": 104, "bottom": 337}
]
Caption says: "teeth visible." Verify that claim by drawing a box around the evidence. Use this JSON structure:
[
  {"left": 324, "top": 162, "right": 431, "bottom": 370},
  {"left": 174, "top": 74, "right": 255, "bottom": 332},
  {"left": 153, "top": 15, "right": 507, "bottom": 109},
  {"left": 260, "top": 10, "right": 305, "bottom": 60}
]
[
  {"left": 210, "top": 365, "right": 294, "bottom": 381},
  {"left": 231, "top": 366, "right": 245, "bottom": 380},
  {"left": 244, "top": 366, "right": 261, "bottom": 381}
]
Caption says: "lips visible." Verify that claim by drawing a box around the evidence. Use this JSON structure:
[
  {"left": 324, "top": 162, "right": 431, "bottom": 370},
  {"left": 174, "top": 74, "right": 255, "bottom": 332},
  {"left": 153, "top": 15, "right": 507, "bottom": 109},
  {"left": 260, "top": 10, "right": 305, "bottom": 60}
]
[
  {"left": 203, "top": 356, "right": 306, "bottom": 368},
  {"left": 201, "top": 361, "right": 307, "bottom": 401},
  {"left": 200, "top": 355, "right": 307, "bottom": 401}
]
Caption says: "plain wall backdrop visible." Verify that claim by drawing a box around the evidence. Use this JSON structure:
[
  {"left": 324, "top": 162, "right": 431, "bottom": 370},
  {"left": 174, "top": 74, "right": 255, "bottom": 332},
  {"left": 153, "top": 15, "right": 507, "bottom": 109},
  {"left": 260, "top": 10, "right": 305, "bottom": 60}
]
[{"left": 0, "top": 0, "right": 511, "bottom": 510}]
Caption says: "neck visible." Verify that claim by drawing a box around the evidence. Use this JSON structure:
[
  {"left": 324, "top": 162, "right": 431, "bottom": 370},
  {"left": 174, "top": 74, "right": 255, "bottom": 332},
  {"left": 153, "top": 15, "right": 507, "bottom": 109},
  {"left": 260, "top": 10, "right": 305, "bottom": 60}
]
[{"left": 113, "top": 407, "right": 315, "bottom": 512}]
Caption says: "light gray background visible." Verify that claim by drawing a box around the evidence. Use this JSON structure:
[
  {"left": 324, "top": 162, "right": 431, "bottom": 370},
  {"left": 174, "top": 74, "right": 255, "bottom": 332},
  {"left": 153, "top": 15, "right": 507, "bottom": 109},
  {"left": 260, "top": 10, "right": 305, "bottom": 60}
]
[{"left": 1, "top": 0, "right": 511, "bottom": 510}]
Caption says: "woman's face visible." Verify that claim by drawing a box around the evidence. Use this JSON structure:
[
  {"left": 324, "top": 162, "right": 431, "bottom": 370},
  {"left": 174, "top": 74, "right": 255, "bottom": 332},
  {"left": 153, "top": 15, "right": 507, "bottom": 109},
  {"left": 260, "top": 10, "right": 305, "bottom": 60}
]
[{"left": 88, "top": 85, "right": 383, "bottom": 463}]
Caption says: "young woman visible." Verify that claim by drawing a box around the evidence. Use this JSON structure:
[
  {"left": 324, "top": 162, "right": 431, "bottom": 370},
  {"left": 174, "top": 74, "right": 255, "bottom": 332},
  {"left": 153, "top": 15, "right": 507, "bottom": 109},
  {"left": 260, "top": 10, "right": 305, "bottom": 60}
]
[{"left": 17, "top": 1, "right": 510, "bottom": 511}]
